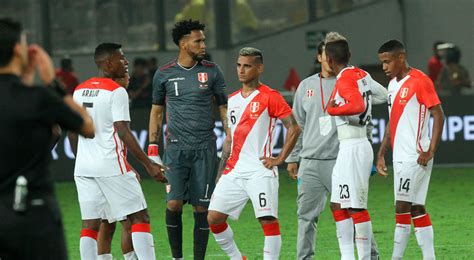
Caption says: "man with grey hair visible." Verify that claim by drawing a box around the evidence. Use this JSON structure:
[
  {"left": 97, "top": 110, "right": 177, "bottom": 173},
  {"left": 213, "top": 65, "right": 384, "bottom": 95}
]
[{"left": 208, "top": 47, "right": 301, "bottom": 260}]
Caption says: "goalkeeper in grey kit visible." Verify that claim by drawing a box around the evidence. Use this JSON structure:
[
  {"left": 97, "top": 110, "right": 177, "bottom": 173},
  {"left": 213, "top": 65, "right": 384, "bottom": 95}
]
[
  {"left": 147, "top": 19, "right": 228, "bottom": 260},
  {"left": 286, "top": 40, "right": 387, "bottom": 260}
]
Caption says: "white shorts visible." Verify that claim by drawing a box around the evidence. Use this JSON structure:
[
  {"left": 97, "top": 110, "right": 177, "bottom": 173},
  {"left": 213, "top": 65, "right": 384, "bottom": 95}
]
[
  {"left": 330, "top": 138, "right": 373, "bottom": 209},
  {"left": 75, "top": 171, "right": 147, "bottom": 222},
  {"left": 393, "top": 160, "right": 433, "bottom": 205},
  {"left": 209, "top": 172, "right": 279, "bottom": 220}
]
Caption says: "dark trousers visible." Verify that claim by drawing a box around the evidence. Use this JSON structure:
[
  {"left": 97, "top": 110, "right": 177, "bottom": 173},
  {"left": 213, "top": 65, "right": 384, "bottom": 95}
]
[{"left": 0, "top": 196, "right": 68, "bottom": 260}]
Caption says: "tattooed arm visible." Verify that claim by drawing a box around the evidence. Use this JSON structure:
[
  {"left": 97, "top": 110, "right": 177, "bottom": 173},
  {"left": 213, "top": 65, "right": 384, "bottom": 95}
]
[
  {"left": 148, "top": 104, "right": 164, "bottom": 145},
  {"left": 261, "top": 114, "right": 301, "bottom": 169}
]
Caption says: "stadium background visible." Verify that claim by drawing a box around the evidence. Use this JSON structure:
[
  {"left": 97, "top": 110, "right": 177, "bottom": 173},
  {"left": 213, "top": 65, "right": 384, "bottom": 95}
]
[{"left": 1, "top": 0, "right": 473, "bottom": 259}]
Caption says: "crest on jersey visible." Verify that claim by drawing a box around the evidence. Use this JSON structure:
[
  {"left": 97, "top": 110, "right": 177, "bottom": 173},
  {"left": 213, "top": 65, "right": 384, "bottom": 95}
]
[
  {"left": 306, "top": 89, "right": 314, "bottom": 98},
  {"left": 400, "top": 87, "right": 409, "bottom": 98},
  {"left": 250, "top": 102, "right": 260, "bottom": 113},
  {"left": 197, "top": 72, "right": 208, "bottom": 83}
]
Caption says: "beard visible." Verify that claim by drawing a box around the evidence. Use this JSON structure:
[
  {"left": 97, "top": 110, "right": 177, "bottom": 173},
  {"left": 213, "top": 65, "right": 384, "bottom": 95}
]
[{"left": 190, "top": 51, "right": 205, "bottom": 62}]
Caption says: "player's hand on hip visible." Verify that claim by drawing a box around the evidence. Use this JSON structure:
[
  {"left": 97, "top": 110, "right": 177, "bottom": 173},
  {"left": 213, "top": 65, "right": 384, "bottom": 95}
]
[
  {"left": 417, "top": 150, "right": 433, "bottom": 166},
  {"left": 287, "top": 163, "right": 298, "bottom": 180},
  {"left": 260, "top": 156, "right": 282, "bottom": 169},
  {"left": 376, "top": 156, "right": 388, "bottom": 177},
  {"left": 329, "top": 99, "right": 338, "bottom": 108}
]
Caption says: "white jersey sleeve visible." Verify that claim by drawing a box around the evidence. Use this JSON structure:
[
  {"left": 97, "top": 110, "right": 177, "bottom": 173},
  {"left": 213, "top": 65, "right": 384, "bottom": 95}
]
[{"left": 111, "top": 87, "right": 131, "bottom": 122}]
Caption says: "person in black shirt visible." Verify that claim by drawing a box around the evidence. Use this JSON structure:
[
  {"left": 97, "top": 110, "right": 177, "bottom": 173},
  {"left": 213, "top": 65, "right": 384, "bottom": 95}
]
[{"left": 0, "top": 18, "right": 95, "bottom": 260}]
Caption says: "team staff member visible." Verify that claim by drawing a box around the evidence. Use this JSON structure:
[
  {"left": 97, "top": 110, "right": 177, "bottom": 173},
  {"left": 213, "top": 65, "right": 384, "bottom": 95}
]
[
  {"left": 149, "top": 19, "right": 228, "bottom": 260},
  {"left": 0, "top": 18, "right": 94, "bottom": 260},
  {"left": 377, "top": 40, "right": 444, "bottom": 260},
  {"left": 286, "top": 40, "right": 384, "bottom": 260}
]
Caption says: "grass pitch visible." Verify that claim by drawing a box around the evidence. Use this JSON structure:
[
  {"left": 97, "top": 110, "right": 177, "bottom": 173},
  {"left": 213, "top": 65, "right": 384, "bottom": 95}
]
[{"left": 57, "top": 167, "right": 474, "bottom": 259}]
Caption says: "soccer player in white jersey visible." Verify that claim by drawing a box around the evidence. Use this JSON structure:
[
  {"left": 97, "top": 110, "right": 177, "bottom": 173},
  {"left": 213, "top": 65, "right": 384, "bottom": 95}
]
[
  {"left": 68, "top": 43, "right": 167, "bottom": 260},
  {"left": 207, "top": 47, "right": 301, "bottom": 260},
  {"left": 324, "top": 33, "right": 379, "bottom": 260},
  {"left": 377, "top": 40, "right": 444, "bottom": 260}
]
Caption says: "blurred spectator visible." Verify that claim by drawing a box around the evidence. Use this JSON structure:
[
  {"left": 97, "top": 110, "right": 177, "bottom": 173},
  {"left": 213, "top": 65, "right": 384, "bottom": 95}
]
[
  {"left": 148, "top": 57, "right": 158, "bottom": 77},
  {"left": 428, "top": 41, "right": 445, "bottom": 90},
  {"left": 55, "top": 57, "right": 79, "bottom": 94},
  {"left": 439, "top": 46, "right": 471, "bottom": 96},
  {"left": 128, "top": 58, "right": 152, "bottom": 108},
  {"left": 175, "top": 0, "right": 212, "bottom": 25},
  {"left": 232, "top": 0, "right": 259, "bottom": 39}
]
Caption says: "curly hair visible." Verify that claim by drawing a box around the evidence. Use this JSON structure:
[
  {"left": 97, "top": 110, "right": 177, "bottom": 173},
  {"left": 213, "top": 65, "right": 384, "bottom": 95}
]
[{"left": 172, "top": 19, "right": 205, "bottom": 46}]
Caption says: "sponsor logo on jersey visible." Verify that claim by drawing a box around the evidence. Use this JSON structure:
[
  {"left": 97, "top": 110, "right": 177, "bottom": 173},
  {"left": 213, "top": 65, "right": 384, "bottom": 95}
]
[
  {"left": 198, "top": 72, "right": 208, "bottom": 83},
  {"left": 306, "top": 89, "right": 314, "bottom": 98},
  {"left": 250, "top": 102, "right": 260, "bottom": 113}
]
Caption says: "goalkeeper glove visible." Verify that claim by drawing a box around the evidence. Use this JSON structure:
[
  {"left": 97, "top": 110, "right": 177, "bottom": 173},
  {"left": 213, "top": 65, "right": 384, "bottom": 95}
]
[{"left": 148, "top": 144, "right": 164, "bottom": 166}]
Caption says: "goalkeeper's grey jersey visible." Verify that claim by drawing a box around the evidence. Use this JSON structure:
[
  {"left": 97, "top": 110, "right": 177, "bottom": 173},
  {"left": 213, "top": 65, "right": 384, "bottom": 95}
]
[{"left": 152, "top": 59, "right": 227, "bottom": 150}]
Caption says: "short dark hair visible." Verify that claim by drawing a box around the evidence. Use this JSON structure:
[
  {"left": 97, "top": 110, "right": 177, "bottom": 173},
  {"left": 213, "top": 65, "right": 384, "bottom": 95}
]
[
  {"left": 133, "top": 57, "right": 147, "bottom": 67},
  {"left": 317, "top": 41, "right": 325, "bottom": 56},
  {"left": 94, "top": 42, "right": 122, "bottom": 65},
  {"left": 378, "top": 39, "right": 406, "bottom": 54},
  {"left": 172, "top": 19, "right": 205, "bottom": 46},
  {"left": 60, "top": 58, "right": 73, "bottom": 70},
  {"left": 0, "top": 18, "right": 22, "bottom": 67},
  {"left": 325, "top": 40, "right": 350, "bottom": 64},
  {"left": 239, "top": 47, "right": 263, "bottom": 64}
]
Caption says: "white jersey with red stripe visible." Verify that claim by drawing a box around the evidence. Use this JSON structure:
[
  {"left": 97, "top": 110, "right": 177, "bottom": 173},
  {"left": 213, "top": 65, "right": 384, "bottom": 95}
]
[
  {"left": 331, "top": 66, "right": 375, "bottom": 127},
  {"left": 387, "top": 69, "right": 441, "bottom": 162},
  {"left": 224, "top": 84, "right": 292, "bottom": 178},
  {"left": 73, "top": 77, "right": 131, "bottom": 177}
]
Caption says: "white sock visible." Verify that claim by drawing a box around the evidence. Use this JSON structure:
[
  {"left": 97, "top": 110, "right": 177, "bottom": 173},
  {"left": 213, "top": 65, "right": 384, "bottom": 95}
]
[
  {"left": 131, "top": 224, "right": 156, "bottom": 260},
  {"left": 333, "top": 210, "right": 355, "bottom": 260},
  {"left": 392, "top": 213, "right": 411, "bottom": 260},
  {"left": 80, "top": 236, "right": 98, "bottom": 260},
  {"left": 414, "top": 214, "right": 435, "bottom": 260},
  {"left": 354, "top": 221, "right": 372, "bottom": 260},
  {"left": 263, "top": 235, "right": 281, "bottom": 260},
  {"left": 352, "top": 210, "right": 373, "bottom": 260},
  {"left": 97, "top": 253, "right": 113, "bottom": 260},
  {"left": 210, "top": 223, "right": 242, "bottom": 260},
  {"left": 123, "top": 251, "right": 138, "bottom": 260}
]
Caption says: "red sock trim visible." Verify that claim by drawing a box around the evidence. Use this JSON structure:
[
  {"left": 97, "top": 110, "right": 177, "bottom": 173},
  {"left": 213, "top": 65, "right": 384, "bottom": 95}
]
[
  {"left": 262, "top": 222, "right": 280, "bottom": 236},
  {"left": 332, "top": 209, "right": 351, "bottom": 222},
  {"left": 413, "top": 214, "right": 432, "bottom": 228},
  {"left": 351, "top": 210, "right": 371, "bottom": 224},
  {"left": 396, "top": 213, "right": 412, "bottom": 225},
  {"left": 80, "top": 228, "right": 98, "bottom": 240},
  {"left": 147, "top": 144, "right": 159, "bottom": 156},
  {"left": 209, "top": 222, "right": 228, "bottom": 234},
  {"left": 131, "top": 223, "right": 151, "bottom": 233}
]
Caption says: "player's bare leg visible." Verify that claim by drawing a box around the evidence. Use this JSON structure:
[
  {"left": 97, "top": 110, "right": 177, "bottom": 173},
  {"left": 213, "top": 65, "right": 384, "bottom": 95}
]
[
  {"left": 258, "top": 216, "right": 281, "bottom": 260},
  {"left": 97, "top": 221, "right": 116, "bottom": 259},
  {"left": 208, "top": 210, "right": 244, "bottom": 260},
  {"left": 193, "top": 205, "right": 210, "bottom": 260},
  {"left": 330, "top": 203, "right": 355, "bottom": 259},
  {"left": 166, "top": 200, "right": 184, "bottom": 260},
  {"left": 128, "top": 209, "right": 156, "bottom": 260},
  {"left": 120, "top": 219, "right": 137, "bottom": 260},
  {"left": 80, "top": 219, "right": 101, "bottom": 260}
]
